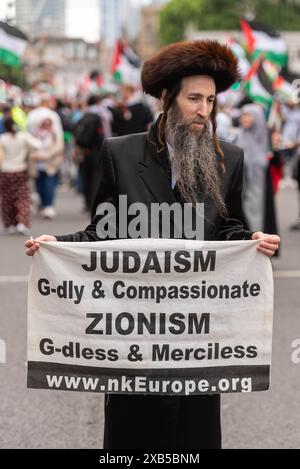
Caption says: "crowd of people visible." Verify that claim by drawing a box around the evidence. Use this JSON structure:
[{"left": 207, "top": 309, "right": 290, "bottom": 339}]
[
  {"left": 217, "top": 97, "right": 300, "bottom": 235},
  {"left": 0, "top": 76, "right": 299, "bottom": 237}
]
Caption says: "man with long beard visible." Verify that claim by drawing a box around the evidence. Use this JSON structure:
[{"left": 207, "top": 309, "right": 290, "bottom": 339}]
[
  {"left": 164, "top": 76, "right": 227, "bottom": 217},
  {"left": 25, "top": 40, "right": 280, "bottom": 449}
]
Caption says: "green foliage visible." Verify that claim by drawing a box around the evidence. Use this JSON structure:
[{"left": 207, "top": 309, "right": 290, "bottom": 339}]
[
  {"left": 0, "top": 63, "right": 27, "bottom": 88},
  {"left": 159, "top": 0, "right": 300, "bottom": 45}
]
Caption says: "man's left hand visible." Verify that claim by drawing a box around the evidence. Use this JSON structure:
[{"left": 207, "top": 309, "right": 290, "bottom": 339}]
[{"left": 252, "top": 231, "right": 280, "bottom": 257}]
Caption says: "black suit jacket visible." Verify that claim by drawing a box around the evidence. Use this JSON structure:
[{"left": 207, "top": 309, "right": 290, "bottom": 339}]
[{"left": 57, "top": 131, "right": 252, "bottom": 242}]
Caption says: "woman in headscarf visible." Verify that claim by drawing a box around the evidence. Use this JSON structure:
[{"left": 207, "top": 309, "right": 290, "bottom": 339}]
[{"left": 237, "top": 104, "right": 269, "bottom": 231}]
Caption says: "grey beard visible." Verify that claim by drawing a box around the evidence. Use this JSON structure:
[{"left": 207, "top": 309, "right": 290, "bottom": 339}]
[{"left": 166, "top": 110, "right": 227, "bottom": 217}]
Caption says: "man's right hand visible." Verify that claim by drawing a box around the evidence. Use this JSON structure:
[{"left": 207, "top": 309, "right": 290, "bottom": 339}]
[{"left": 25, "top": 235, "right": 57, "bottom": 256}]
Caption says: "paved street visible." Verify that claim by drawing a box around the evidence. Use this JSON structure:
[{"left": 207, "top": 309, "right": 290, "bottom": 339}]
[
  {"left": 0, "top": 188, "right": 103, "bottom": 449},
  {"left": 0, "top": 184, "right": 299, "bottom": 449}
]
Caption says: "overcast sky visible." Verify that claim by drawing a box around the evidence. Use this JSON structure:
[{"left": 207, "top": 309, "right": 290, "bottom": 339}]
[{"left": 0, "top": 0, "right": 153, "bottom": 42}]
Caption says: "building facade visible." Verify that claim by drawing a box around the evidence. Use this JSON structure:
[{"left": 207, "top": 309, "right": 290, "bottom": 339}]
[
  {"left": 100, "top": 0, "right": 144, "bottom": 48},
  {"left": 23, "top": 36, "right": 102, "bottom": 97},
  {"left": 136, "top": 4, "right": 160, "bottom": 60},
  {"left": 99, "top": 0, "right": 123, "bottom": 48}
]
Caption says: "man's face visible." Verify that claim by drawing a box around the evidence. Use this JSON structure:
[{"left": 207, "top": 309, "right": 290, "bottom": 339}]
[{"left": 175, "top": 75, "right": 216, "bottom": 134}]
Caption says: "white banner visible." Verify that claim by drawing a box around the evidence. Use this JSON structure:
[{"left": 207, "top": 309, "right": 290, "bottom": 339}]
[{"left": 27, "top": 238, "right": 274, "bottom": 395}]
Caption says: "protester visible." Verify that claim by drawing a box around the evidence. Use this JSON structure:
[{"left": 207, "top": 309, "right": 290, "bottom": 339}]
[
  {"left": 25, "top": 40, "right": 280, "bottom": 449},
  {"left": 31, "top": 118, "right": 64, "bottom": 219},
  {"left": 55, "top": 99, "right": 75, "bottom": 186},
  {"left": 27, "top": 95, "right": 64, "bottom": 147},
  {"left": 271, "top": 127, "right": 300, "bottom": 230},
  {"left": 73, "top": 95, "right": 105, "bottom": 213},
  {"left": 237, "top": 104, "right": 269, "bottom": 231},
  {"left": 111, "top": 83, "right": 153, "bottom": 136}
]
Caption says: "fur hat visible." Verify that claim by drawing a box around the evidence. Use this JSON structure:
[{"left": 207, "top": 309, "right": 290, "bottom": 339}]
[{"left": 141, "top": 40, "right": 240, "bottom": 98}]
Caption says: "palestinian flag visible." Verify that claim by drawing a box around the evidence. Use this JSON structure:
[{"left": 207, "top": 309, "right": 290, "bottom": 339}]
[
  {"left": 227, "top": 37, "right": 250, "bottom": 79},
  {"left": 244, "top": 56, "right": 294, "bottom": 106},
  {"left": 258, "top": 59, "right": 294, "bottom": 102},
  {"left": 244, "top": 57, "right": 274, "bottom": 106},
  {"left": 111, "top": 39, "right": 141, "bottom": 85},
  {"left": 240, "top": 18, "right": 288, "bottom": 68},
  {"left": 0, "top": 22, "right": 27, "bottom": 68}
]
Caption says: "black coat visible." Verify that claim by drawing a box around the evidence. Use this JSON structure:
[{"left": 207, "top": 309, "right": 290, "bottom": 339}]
[
  {"left": 56, "top": 122, "right": 252, "bottom": 449},
  {"left": 111, "top": 101, "right": 153, "bottom": 136}
]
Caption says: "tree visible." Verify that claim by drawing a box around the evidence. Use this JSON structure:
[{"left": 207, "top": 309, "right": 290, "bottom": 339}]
[
  {"left": 253, "top": 0, "right": 300, "bottom": 29},
  {"left": 159, "top": 0, "right": 201, "bottom": 45},
  {"left": 159, "top": 0, "right": 300, "bottom": 45}
]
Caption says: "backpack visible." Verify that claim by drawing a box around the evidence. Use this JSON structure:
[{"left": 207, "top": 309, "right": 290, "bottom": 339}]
[{"left": 73, "top": 113, "right": 102, "bottom": 149}]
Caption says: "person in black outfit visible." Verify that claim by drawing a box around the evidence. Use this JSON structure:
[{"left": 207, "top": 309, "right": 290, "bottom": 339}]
[
  {"left": 111, "top": 84, "right": 153, "bottom": 136},
  {"left": 73, "top": 95, "right": 104, "bottom": 213}
]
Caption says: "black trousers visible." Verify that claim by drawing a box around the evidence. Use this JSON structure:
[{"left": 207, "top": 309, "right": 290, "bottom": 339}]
[{"left": 103, "top": 394, "right": 221, "bottom": 449}]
